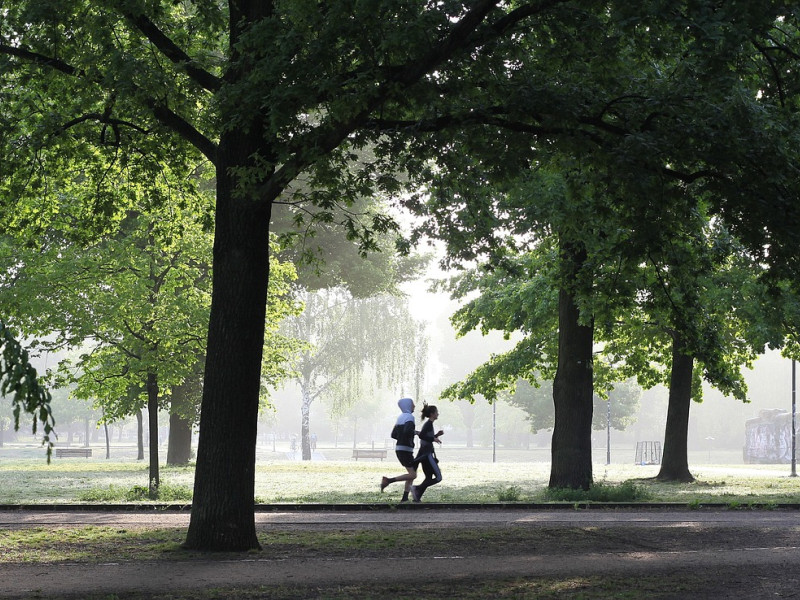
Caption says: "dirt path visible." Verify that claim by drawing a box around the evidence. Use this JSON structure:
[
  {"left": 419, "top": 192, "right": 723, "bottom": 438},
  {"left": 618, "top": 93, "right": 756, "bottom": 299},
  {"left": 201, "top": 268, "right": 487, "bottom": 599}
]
[{"left": 2, "top": 508, "right": 800, "bottom": 598}]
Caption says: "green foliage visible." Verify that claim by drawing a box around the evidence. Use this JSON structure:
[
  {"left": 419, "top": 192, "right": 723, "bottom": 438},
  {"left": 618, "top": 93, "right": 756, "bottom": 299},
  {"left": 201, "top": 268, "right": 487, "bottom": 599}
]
[
  {"left": 542, "top": 481, "right": 652, "bottom": 503},
  {"left": 78, "top": 482, "right": 193, "bottom": 502},
  {"left": 497, "top": 485, "right": 523, "bottom": 502},
  {"left": 0, "top": 321, "right": 54, "bottom": 458},
  {"left": 283, "top": 287, "right": 424, "bottom": 453}
]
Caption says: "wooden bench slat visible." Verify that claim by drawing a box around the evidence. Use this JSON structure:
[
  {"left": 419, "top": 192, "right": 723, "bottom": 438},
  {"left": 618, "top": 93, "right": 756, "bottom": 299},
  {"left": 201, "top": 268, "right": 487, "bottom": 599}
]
[
  {"left": 352, "top": 449, "right": 387, "bottom": 460},
  {"left": 55, "top": 448, "right": 93, "bottom": 458}
]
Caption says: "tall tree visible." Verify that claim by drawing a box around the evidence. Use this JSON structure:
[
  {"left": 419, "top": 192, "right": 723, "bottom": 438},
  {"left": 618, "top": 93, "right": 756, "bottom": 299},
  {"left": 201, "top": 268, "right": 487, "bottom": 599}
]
[
  {"left": 603, "top": 215, "right": 791, "bottom": 481},
  {"left": 392, "top": 7, "right": 800, "bottom": 489},
  {"left": 0, "top": 200, "right": 213, "bottom": 495},
  {"left": 0, "top": 201, "right": 298, "bottom": 490},
  {"left": 283, "top": 288, "right": 422, "bottom": 460},
  {"left": 2, "top": 0, "right": 554, "bottom": 551}
]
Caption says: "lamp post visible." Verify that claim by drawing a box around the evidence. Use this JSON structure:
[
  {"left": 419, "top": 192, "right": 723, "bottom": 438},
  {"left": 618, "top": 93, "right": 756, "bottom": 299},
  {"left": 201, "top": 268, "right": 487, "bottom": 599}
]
[
  {"left": 792, "top": 359, "right": 797, "bottom": 478},
  {"left": 492, "top": 400, "right": 496, "bottom": 464}
]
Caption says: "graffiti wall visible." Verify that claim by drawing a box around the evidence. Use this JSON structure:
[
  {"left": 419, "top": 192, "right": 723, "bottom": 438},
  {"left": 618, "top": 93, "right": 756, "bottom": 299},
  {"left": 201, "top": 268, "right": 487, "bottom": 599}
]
[{"left": 743, "top": 409, "right": 797, "bottom": 464}]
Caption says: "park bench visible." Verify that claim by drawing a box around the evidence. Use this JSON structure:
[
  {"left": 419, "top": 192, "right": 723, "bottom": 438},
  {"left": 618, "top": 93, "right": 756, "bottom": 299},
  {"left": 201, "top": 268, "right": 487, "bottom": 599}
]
[
  {"left": 55, "top": 448, "right": 93, "bottom": 458},
  {"left": 352, "top": 448, "right": 387, "bottom": 461}
]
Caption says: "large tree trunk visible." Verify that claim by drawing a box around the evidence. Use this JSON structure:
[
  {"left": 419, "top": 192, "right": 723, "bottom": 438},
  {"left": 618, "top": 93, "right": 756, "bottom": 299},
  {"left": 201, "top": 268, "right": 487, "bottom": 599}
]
[
  {"left": 185, "top": 125, "right": 272, "bottom": 550},
  {"left": 167, "top": 377, "right": 198, "bottom": 465},
  {"left": 656, "top": 333, "right": 695, "bottom": 482},
  {"left": 549, "top": 242, "right": 594, "bottom": 490},
  {"left": 147, "top": 371, "right": 160, "bottom": 497},
  {"left": 167, "top": 411, "right": 193, "bottom": 465}
]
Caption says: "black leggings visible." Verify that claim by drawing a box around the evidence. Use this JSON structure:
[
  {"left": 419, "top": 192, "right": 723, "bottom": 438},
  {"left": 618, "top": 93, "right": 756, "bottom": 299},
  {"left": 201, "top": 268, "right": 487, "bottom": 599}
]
[{"left": 416, "top": 453, "right": 442, "bottom": 498}]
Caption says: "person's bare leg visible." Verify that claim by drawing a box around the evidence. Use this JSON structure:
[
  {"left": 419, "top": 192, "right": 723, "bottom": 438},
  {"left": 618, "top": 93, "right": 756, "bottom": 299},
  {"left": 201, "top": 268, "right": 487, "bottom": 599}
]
[
  {"left": 400, "top": 466, "right": 417, "bottom": 501},
  {"left": 381, "top": 468, "right": 416, "bottom": 491}
]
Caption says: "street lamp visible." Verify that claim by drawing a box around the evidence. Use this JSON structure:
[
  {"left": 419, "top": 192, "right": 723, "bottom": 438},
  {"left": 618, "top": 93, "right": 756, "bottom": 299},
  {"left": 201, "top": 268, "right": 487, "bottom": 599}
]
[{"left": 492, "top": 400, "right": 496, "bottom": 464}]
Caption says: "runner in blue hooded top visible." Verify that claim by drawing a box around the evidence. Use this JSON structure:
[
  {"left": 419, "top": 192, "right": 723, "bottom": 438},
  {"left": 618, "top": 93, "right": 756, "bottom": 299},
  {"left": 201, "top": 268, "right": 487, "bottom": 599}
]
[{"left": 380, "top": 397, "right": 418, "bottom": 502}]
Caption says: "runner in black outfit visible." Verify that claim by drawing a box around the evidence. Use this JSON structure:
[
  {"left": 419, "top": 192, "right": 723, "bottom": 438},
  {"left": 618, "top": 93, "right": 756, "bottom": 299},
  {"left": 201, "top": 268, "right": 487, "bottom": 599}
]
[{"left": 411, "top": 404, "right": 443, "bottom": 502}]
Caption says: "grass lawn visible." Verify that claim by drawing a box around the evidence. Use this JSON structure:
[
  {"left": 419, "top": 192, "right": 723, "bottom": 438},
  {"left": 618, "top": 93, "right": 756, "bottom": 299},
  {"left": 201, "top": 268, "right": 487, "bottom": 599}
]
[
  {"left": 2, "top": 445, "right": 798, "bottom": 599},
  {"left": 1, "top": 444, "right": 800, "bottom": 505}
]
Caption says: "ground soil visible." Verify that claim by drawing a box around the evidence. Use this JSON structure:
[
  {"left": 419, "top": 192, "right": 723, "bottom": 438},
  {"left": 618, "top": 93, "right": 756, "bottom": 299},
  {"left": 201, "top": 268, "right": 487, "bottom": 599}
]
[{"left": 2, "top": 507, "right": 800, "bottom": 599}]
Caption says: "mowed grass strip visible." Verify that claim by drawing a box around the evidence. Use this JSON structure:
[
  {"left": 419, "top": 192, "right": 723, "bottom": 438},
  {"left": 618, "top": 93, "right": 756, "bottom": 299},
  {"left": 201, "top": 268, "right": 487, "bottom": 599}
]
[
  {"left": 66, "top": 575, "right": 709, "bottom": 600},
  {"left": 2, "top": 456, "right": 800, "bottom": 505}
]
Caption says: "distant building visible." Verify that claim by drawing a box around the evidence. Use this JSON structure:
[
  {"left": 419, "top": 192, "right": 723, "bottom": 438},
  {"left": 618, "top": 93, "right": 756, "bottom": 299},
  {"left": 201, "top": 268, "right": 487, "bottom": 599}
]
[{"left": 743, "top": 409, "right": 796, "bottom": 463}]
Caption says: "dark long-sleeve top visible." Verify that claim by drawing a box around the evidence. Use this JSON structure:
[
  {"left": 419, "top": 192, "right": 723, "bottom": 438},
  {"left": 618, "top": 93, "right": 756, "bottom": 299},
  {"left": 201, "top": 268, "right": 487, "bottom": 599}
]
[
  {"left": 393, "top": 420, "right": 416, "bottom": 452},
  {"left": 415, "top": 419, "right": 437, "bottom": 459}
]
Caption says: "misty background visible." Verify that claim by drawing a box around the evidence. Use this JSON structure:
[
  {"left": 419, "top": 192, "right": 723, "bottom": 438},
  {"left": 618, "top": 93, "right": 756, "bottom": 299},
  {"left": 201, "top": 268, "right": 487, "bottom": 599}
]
[{"left": 6, "top": 268, "right": 791, "bottom": 468}]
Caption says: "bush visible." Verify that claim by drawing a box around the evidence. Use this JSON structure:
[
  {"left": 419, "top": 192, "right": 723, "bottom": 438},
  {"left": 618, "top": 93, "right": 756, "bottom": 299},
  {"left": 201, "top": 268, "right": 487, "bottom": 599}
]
[
  {"left": 541, "top": 480, "right": 651, "bottom": 503},
  {"left": 497, "top": 486, "right": 522, "bottom": 501}
]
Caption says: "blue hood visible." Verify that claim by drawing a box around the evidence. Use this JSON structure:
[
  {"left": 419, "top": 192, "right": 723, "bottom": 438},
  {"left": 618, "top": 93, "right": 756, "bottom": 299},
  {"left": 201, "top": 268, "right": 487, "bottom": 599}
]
[
  {"left": 398, "top": 397, "right": 414, "bottom": 414},
  {"left": 395, "top": 397, "right": 415, "bottom": 426}
]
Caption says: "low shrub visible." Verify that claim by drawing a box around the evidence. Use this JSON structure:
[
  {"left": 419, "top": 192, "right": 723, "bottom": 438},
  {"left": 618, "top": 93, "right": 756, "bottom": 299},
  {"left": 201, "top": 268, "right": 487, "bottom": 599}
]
[
  {"left": 497, "top": 486, "right": 522, "bottom": 501},
  {"left": 541, "top": 480, "right": 651, "bottom": 503}
]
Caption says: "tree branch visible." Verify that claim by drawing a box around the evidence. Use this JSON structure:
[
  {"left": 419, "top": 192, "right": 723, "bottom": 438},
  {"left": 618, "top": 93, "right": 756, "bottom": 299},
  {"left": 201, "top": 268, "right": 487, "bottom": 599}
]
[
  {"left": 0, "top": 43, "right": 81, "bottom": 77},
  {"left": 0, "top": 42, "right": 217, "bottom": 162},
  {"left": 145, "top": 100, "right": 217, "bottom": 161},
  {"left": 121, "top": 10, "right": 221, "bottom": 93},
  {"left": 260, "top": 0, "right": 560, "bottom": 201}
]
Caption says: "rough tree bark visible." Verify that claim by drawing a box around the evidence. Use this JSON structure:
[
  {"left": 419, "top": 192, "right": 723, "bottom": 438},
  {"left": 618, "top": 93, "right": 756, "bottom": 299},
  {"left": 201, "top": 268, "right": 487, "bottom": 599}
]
[
  {"left": 167, "top": 411, "right": 193, "bottom": 465},
  {"left": 549, "top": 243, "right": 594, "bottom": 490},
  {"left": 656, "top": 332, "right": 696, "bottom": 482},
  {"left": 167, "top": 379, "right": 197, "bottom": 465},
  {"left": 184, "top": 126, "right": 273, "bottom": 550}
]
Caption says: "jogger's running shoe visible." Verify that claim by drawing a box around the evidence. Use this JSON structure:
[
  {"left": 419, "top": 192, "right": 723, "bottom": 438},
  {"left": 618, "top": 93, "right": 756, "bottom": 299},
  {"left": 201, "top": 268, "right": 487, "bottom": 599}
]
[
  {"left": 380, "top": 476, "right": 390, "bottom": 492},
  {"left": 411, "top": 485, "right": 421, "bottom": 502}
]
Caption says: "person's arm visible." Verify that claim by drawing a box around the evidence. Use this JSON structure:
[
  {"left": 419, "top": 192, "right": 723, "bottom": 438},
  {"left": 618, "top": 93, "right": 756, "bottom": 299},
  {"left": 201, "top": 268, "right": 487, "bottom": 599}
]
[
  {"left": 418, "top": 421, "right": 436, "bottom": 443},
  {"left": 400, "top": 421, "right": 416, "bottom": 445}
]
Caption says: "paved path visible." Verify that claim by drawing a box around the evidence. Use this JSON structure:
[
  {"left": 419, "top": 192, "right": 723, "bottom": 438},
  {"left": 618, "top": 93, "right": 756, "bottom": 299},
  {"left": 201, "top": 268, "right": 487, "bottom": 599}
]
[
  {"left": 2, "top": 505, "right": 800, "bottom": 528},
  {"left": 2, "top": 508, "right": 800, "bottom": 598}
]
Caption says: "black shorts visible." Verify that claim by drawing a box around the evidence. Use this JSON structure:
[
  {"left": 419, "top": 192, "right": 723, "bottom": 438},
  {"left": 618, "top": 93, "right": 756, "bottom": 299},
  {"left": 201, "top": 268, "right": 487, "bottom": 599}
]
[{"left": 395, "top": 450, "right": 415, "bottom": 468}]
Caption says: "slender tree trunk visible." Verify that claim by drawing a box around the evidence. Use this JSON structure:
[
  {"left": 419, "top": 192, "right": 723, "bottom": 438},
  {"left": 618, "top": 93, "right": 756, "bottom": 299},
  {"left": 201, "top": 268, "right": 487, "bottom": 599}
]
[
  {"left": 656, "top": 332, "right": 696, "bottom": 482},
  {"left": 167, "top": 410, "right": 193, "bottom": 465},
  {"left": 549, "top": 242, "right": 594, "bottom": 490},
  {"left": 185, "top": 125, "right": 272, "bottom": 551},
  {"left": 136, "top": 410, "right": 144, "bottom": 461},
  {"left": 104, "top": 422, "right": 110, "bottom": 459},
  {"left": 147, "top": 372, "right": 160, "bottom": 497},
  {"left": 301, "top": 389, "right": 312, "bottom": 461}
]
